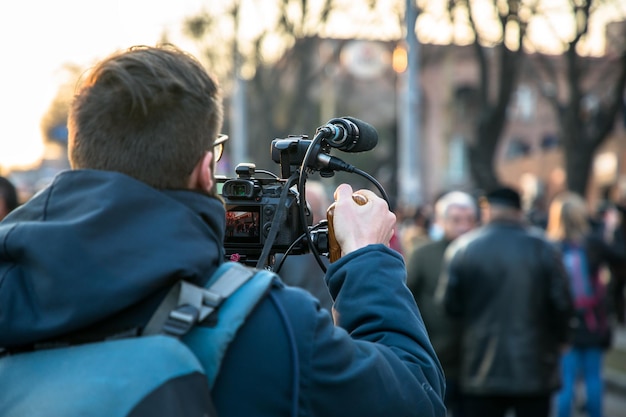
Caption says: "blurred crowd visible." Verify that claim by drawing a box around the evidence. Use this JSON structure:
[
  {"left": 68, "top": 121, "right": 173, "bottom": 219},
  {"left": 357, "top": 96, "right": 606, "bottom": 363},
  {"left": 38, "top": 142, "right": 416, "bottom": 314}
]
[
  {"left": 394, "top": 185, "right": 626, "bottom": 417},
  {"left": 2, "top": 169, "right": 625, "bottom": 417}
]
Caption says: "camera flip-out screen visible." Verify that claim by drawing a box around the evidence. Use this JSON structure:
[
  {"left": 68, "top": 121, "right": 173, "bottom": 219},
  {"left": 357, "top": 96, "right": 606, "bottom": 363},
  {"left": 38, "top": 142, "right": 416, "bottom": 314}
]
[{"left": 225, "top": 205, "right": 261, "bottom": 244}]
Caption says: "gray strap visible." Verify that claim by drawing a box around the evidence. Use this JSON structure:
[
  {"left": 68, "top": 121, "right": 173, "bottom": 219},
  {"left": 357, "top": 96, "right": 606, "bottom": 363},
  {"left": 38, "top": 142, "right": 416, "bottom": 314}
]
[
  {"left": 142, "top": 263, "right": 256, "bottom": 337},
  {"left": 196, "top": 262, "right": 255, "bottom": 321},
  {"left": 142, "top": 284, "right": 185, "bottom": 336}
]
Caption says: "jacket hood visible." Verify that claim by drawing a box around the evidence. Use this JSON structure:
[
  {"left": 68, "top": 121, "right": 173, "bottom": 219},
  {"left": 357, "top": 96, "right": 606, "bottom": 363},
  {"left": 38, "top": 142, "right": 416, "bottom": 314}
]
[{"left": 0, "top": 169, "right": 225, "bottom": 348}]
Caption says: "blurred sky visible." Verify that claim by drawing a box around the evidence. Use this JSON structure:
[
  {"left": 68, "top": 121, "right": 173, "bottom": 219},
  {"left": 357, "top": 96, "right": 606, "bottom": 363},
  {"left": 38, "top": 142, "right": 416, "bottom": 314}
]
[
  {"left": 0, "top": 0, "right": 621, "bottom": 171},
  {"left": 0, "top": 0, "right": 399, "bottom": 171},
  {"left": 0, "top": 0, "right": 206, "bottom": 170}
]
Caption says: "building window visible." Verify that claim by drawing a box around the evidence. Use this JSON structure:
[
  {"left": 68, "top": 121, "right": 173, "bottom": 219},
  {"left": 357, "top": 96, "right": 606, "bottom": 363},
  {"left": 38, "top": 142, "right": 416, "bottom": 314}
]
[
  {"left": 509, "top": 85, "right": 535, "bottom": 122},
  {"left": 540, "top": 134, "right": 560, "bottom": 151},
  {"left": 448, "top": 135, "right": 467, "bottom": 184},
  {"left": 505, "top": 137, "right": 531, "bottom": 159}
]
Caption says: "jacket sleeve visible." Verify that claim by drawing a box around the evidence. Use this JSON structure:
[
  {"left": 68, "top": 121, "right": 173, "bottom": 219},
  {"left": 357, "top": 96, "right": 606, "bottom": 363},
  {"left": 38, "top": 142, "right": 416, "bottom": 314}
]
[
  {"left": 440, "top": 240, "right": 465, "bottom": 317},
  {"left": 303, "top": 244, "right": 446, "bottom": 417},
  {"left": 543, "top": 242, "right": 575, "bottom": 344},
  {"left": 593, "top": 232, "right": 626, "bottom": 265},
  {"left": 406, "top": 246, "right": 424, "bottom": 297}
]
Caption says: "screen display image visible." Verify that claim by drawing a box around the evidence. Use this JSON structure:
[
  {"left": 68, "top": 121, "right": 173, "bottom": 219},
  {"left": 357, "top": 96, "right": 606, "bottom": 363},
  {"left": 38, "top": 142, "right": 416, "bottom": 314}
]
[{"left": 225, "top": 207, "right": 261, "bottom": 244}]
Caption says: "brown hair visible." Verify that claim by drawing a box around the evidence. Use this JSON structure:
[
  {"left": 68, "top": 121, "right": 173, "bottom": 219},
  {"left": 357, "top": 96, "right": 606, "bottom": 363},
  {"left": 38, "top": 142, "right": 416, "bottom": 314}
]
[
  {"left": 68, "top": 44, "right": 223, "bottom": 189},
  {"left": 546, "top": 191, "right": 590, "bottom": 243}
]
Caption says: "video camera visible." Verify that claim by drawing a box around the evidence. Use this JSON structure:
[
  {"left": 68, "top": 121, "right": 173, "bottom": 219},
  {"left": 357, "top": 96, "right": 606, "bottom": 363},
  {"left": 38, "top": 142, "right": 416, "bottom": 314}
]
[{"left": 218, "top": 117, "right": 389, "bottom": 272}]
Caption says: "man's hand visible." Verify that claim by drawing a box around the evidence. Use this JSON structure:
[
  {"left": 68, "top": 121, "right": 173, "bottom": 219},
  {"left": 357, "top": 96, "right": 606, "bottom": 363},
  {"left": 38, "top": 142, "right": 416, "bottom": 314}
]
[{"left": 331, "top": 184, "right": 396, "bottom": 257}]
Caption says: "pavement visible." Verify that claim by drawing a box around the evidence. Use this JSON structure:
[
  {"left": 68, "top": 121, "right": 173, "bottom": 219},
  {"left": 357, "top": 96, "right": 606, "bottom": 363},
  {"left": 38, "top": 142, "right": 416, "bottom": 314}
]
[
  {"left": 605, "top": 324, "right": 626, "bottom": 393},
  {"left": 544, "top": 327, "right": 626, "bottom": 417}
]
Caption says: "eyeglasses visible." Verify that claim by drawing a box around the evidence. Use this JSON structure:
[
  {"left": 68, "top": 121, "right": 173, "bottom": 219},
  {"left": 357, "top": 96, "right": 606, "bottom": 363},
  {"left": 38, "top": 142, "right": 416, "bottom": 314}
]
[{"left": 213, "top": 134, "right": 229, "bottom": 162}]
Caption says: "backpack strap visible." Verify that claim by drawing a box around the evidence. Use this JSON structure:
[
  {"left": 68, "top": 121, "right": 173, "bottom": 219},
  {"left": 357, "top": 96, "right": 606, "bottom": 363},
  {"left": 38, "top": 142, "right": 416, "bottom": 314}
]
[
  {"left": 142, "top": 262, "right": 257, "bottom": 337},
  {"left": 182, "top": 263, "right": 278, "bottom": 386},
  {"left": 0, "top": 262, "right": 276, "bottom": 417},
  {"left": 142, "top": 261, "right": 277, "bottom": 386}
]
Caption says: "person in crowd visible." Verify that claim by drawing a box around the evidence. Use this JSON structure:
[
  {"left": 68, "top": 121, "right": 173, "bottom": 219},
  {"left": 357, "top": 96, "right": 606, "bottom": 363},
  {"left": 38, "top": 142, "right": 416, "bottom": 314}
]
[
  {"left": 439, "top": 186, "right": 575, "bottom": 417},
  {"left": 546, "top": 192, "right": 625, "bottom": 417},
  {"left": 276, "top": 180, "right": 334, "bottom": 311},
  {"left": 0, "top": 175, "right": 18, "bottom": 220},
  {"left": 399, "top": 204, "right": 433, "bottom": 254},
  {"left": 593, "top": 200, "right": 626, "bottom": 326},
  {"left": 525, "top": 194, "right": 549, "bottom": 230},
  {"left": 0, "top": 44, "right": 445, "bottom": 417},
  {"left": 407, "top": 190, "right": 478, "bottom": 417}
]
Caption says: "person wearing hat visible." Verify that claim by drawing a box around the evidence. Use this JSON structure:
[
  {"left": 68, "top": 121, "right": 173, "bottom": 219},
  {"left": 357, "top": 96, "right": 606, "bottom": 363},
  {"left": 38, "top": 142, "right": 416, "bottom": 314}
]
[{"left": 437, "top": 186, "right": 575, "bottom": 417}]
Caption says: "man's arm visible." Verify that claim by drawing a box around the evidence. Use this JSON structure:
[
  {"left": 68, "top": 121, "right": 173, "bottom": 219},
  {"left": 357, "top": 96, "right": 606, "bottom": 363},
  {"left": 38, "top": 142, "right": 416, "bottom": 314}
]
[
  {"left": 312, "top": 185, "right": 445, "bottom": 416},
  {"left": 308, "top": 246, "right": 445, "bottom": 417}
]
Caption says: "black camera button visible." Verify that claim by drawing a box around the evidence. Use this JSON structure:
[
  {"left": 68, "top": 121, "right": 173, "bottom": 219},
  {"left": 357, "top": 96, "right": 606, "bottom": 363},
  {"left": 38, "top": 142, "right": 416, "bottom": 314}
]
[{"left": 263, "top": 205, "right": 275, "bottom": 218}]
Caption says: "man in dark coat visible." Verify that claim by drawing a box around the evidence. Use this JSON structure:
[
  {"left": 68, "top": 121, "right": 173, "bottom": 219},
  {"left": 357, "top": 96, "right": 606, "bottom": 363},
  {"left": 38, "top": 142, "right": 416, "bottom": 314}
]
[
  {"left": 407, "top": 190, "right": 478, "bottom": 417},
  {"left": 440, "top": 186, "right": 575, "bottom": 417},
  {"left": 0, "top": 45, "right": 445, "bottom": 417}
]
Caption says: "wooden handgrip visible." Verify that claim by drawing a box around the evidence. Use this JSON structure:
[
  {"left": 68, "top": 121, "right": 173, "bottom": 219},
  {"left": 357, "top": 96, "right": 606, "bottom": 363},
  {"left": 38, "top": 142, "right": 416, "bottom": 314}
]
[{"left": 326, "top": 194, "right": 368, "bottom": 263}]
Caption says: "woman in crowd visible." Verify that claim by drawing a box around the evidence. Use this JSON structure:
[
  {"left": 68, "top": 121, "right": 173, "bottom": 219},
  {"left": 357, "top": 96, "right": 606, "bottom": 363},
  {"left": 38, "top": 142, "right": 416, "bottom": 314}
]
[{"left": 546, "top": 192, "right": 624, "bottom": 417}]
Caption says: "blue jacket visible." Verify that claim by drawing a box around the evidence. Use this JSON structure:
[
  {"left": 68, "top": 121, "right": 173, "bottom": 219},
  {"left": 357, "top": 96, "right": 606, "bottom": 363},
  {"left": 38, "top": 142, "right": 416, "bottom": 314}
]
[{"left": 0, "top": 170, "right": 445, "bottom": 417}]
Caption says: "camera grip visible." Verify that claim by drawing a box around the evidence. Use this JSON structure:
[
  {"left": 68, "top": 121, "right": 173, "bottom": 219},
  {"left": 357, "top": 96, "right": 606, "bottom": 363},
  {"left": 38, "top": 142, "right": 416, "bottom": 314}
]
[{"left": 327, "top": 193, "right": 368, "bottom": 263}]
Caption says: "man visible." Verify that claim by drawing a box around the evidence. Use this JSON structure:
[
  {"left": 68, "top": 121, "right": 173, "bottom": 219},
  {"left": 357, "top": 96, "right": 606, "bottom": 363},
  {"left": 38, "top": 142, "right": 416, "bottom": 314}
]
[
  {"left": 0, "top": 175, "right": 18, "bottom": 220},
  {"left": 439, "top": 186, "right": 574, "bottom": 417},
  {"left": 593, "top": 200, "right": 626, "bottom": 325},
  {"left": 0, "top": 45, "right": 445, "bottom": 417},
  {"left": 407, "top": 190, "right": 478, "bottom": 417}
]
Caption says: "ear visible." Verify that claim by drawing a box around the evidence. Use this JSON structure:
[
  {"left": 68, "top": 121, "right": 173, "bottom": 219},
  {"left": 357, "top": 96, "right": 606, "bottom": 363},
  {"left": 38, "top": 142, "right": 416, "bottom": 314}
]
[{"left": 188, "top": 151, "right": 214, "bottom": 192}]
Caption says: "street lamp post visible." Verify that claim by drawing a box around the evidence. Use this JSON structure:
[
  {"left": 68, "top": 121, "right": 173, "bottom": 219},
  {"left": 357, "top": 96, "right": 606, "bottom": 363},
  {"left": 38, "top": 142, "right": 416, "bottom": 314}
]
[
  {"left": 229, "top": 1, "right": 248, "bottom": 169},
  {"left": 397, "top": 0, "right": 422, "bottom": 212}
]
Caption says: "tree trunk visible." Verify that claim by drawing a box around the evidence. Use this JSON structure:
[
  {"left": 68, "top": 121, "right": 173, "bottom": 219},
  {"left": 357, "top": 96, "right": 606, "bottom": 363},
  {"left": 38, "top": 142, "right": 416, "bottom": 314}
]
[
  {"left": 561, "top": 105, "right": 614, "bottom": 197},
  {"left": 468, "top": 119, "right": 501, "bottom": 192},
  {"left": 468, "top": 79, "right": 513, "bottom": 192},
  {"left": 564, "top": 140, "right": 594, "bottom": 196}
]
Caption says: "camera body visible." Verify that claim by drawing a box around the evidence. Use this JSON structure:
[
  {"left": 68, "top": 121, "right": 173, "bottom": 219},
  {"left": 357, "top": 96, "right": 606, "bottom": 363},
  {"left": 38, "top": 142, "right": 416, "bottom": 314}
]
[
  {"left": 218, "top": 135, "right": 343, "bottom": 267},
  {"left": 218, "top": 162, "right": 312, "bottom": 266},
  {"left": 217, "top": 119, "right": 381, "bottom": 269}
]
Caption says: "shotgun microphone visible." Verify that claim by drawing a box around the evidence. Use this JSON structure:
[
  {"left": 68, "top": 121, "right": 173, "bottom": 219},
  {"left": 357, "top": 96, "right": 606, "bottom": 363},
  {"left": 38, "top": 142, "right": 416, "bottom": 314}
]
[{"left": 317, "top": 116, "right": 378, "bottom": 152}]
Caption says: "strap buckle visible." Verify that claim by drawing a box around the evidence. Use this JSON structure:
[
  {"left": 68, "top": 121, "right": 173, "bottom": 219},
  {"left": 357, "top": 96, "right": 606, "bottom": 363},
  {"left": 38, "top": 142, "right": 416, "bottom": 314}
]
[{"left": 162, "top": 305, "right": 200, "bottom": 337}]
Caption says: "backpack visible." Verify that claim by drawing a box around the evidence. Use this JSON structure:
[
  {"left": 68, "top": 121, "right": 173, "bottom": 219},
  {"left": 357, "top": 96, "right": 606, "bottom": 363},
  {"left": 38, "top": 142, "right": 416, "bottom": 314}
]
[
  {"left": 0, "top": 261, "right": 277, "bottom": 417},
  {"left": 561, "top": 242, "right": 597, "bottom": 311},
  {"left": 560, "top": 241, "right": 612, "bottom": 347}
]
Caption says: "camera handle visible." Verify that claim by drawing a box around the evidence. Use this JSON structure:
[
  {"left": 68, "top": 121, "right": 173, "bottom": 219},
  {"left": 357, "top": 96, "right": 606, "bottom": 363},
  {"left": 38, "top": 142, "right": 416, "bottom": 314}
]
[
  {"left": 295, "top": 132, "right": 391, "bottom": 274},
  {"left": 326, "top": 193, "right": 368, "bottom": 262}
]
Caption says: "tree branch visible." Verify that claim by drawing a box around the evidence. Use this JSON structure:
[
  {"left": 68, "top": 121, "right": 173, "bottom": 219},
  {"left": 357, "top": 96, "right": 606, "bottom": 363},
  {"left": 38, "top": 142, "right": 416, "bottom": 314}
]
[
  {"left": 594, "top": 51, "right": 626, "bottom": 144},
  {"left": 466, "top": 0, "right": 489, "bottom": 105}
]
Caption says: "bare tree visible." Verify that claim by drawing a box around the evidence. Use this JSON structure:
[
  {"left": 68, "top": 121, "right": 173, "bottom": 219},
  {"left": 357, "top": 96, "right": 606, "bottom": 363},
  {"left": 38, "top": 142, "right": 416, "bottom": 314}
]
[
  {"left": 40, "top": 64, "right": 82, "bottom": 144},
  {"left": 183, "top": 0, "right": 374, "bottom": 169},
  {"left": 435, "top": 0, "right": 528, "bottom": 191},
  {"left": 529, "top": 0, "right": 626, "bottom": 196}
]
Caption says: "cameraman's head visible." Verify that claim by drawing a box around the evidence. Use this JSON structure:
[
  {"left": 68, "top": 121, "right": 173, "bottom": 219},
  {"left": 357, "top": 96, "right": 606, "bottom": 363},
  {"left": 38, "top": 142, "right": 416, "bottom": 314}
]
[{"left": 68, "top": 44, "right": 223, "bottom": 195}]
